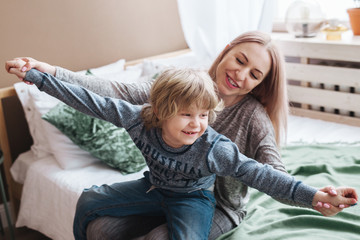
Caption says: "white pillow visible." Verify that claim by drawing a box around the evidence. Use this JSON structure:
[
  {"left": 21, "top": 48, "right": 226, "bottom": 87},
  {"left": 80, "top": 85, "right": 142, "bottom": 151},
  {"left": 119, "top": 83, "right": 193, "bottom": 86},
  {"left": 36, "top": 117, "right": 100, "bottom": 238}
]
[
  {"left": 42, "top": 121, "right": 100, "bottom": 169},
  {"left": 140, "top": 59, "right": 167, "bottom": 77},
  {"left": 76, "top": 59, "right": 126, "bottom": 79},
  {"left": 14, "top": 83, "right": 59, "bottom": 159},
  {"left": 15, "top": 83, "right": 99, "bottom": 169},
  {"left": 14, "top": 58, "right": 128, "bottom": 169}
]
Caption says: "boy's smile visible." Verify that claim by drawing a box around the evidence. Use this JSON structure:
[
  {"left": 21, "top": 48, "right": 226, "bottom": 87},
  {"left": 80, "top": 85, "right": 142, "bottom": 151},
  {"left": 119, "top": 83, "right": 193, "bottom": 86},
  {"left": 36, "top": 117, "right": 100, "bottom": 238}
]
[{"left": 161, "top": 106, "right": 209, "bottom": 148}]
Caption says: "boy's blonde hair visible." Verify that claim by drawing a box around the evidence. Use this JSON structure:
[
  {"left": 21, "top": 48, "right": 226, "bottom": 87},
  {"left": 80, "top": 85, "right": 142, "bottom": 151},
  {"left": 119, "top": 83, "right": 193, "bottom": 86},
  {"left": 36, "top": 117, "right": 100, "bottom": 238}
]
[{"left": 142, "top": 68, "right": 221, "bottom": 129}]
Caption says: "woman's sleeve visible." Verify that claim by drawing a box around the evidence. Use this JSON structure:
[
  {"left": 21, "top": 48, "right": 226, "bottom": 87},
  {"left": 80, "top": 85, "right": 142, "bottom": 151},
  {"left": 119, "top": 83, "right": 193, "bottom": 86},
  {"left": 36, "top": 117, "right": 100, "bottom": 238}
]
[
  {"left": 25, "top": 69, "right": 140, "bottom": 129},
  {"left": 55, "top": 66, "right": 152, "bottom": 105},
  {"left": 246, "top": 107, "right": 286, "bottom": 173}
]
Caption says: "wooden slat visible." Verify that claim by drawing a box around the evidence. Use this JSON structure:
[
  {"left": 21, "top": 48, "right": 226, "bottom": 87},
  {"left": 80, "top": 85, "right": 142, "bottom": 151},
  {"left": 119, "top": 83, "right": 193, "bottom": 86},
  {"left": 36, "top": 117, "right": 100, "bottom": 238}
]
[
  {"left": 290, "top": 107, "right": 360, "bottom": 127},
  {"left": 286, "top": 63, "right": 360, "bottom": 88},
  {"left": 273, "top": 37, "right": 360, "bottom": 62},
  {"left": 288, "top": 85, "right": 360, "bottom": 112}
]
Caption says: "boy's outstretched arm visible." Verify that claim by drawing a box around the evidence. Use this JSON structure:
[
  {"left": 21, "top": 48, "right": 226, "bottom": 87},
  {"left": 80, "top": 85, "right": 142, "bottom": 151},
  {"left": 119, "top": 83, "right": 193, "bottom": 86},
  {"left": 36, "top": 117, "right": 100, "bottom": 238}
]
[
  {"left": 312, "top": 186, "right": 358, "bottom": 210},
  {"left": 22, "top": 69, "right": 140, "bottom": 129}
]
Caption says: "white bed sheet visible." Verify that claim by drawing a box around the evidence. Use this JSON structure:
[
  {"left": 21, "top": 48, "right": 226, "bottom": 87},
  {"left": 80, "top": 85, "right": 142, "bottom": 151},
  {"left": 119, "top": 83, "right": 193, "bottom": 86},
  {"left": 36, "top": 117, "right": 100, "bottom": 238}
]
[
  {"left": 287, "top": 115, "right": 360, "bottom": 145},
  {"left": 15, "top": 151, "right": 148, "bottom": 240}
]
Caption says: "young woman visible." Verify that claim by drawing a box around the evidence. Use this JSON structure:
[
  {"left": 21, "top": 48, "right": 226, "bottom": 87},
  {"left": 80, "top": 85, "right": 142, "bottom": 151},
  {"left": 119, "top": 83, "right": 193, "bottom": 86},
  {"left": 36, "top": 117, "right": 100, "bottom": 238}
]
[{"left": 6, "top": 31, "right": 349, "bottom": 240}]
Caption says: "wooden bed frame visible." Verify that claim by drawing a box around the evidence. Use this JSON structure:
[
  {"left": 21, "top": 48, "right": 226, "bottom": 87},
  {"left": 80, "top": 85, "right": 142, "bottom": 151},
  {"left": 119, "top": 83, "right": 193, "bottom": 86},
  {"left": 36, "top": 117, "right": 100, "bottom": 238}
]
[
  {"left": 272, "top": 33, "right": 360, "bottom": 127},
  {"left": 0, "top": 38, "right": 360, "bottom": 224}
]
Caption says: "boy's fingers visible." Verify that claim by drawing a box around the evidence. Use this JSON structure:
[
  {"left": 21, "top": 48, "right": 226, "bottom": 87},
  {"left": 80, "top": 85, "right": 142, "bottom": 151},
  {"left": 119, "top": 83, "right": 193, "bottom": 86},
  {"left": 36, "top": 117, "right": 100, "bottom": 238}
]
[
  {"left": 5, "top": 59, "right": 23, "bottom": 72},
  {"left": 341, "top": 196, "right": 357, "bottom": 205},
  {"left": 23, "top": 80, "right": 33, "bottom": 85},
  {"left": 8, "top": 67, "right": 26, "bottom": 78}
]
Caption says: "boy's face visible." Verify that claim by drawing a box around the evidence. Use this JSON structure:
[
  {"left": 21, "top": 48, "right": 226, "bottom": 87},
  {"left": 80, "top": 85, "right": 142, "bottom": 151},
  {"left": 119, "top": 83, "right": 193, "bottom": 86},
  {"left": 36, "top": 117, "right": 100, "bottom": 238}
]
[{"left": 161, "top": 105, "right": 209, "bottom": 148}]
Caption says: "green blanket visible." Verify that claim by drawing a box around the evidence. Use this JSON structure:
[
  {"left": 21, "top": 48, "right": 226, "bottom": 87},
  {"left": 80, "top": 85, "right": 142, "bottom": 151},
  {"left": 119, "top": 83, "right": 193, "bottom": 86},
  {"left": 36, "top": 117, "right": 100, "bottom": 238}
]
[{"left": 218, "top": 145, "right": 360, "bottom": 240}]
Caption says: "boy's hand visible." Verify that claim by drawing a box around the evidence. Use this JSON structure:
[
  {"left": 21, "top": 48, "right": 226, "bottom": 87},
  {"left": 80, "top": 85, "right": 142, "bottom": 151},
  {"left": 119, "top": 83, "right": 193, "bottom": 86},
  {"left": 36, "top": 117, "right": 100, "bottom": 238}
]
[
  {"left": 313, "top": 186, "right": 358, "bottom": 216},
  {"left": 5, "top": 57, "right": 56, "bottom": 84},
  {"left": 5, "top": 59, "right": 27, "bottom": 82},
  {"left": 314, "top": 185, "right": 341, "bottom": 216}
]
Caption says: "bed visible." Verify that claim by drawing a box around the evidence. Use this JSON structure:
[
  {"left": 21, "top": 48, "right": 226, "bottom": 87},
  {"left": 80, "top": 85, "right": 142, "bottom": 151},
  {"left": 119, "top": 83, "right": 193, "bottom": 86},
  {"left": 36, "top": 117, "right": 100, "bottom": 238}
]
[{"left": 1, "top": 36, "right": 360, "bottom": 240}]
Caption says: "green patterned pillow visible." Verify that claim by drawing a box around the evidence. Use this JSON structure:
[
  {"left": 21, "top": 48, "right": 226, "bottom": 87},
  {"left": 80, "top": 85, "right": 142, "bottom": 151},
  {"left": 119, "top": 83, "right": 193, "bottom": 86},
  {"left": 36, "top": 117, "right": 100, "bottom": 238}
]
[{"left": 42, "top": 102, "right": 146, "bottom": 174}]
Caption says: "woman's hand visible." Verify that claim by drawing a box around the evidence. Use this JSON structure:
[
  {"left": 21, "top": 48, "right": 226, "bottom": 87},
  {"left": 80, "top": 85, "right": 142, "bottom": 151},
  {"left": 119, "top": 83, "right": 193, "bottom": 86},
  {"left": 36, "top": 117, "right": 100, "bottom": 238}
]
[
  {"left": 5, "top": 57, "right": 56, "bottom": 84},
  {"left": 313, "top": 186, "right": 358, "bottom": 217}
]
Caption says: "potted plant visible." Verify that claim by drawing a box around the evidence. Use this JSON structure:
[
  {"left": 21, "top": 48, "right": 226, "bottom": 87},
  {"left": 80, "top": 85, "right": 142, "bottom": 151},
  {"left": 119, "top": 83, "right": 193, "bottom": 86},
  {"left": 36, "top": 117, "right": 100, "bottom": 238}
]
[{"left": 347, "top": 0, "right": 360, "bottom": 35}]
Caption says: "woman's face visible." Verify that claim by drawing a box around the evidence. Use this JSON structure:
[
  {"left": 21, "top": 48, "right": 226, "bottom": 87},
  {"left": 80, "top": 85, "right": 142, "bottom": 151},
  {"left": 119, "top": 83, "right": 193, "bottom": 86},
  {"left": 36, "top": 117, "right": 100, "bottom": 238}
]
[{"left": 215, "top": 42, "right": 271, "bottom": 106}]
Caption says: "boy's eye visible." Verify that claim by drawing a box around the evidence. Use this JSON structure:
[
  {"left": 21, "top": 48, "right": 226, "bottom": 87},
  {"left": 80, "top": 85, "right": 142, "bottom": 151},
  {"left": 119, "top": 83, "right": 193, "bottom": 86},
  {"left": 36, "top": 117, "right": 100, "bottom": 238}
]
[{"left": 181, "top": 113, "right": 191, "bottom": 116}]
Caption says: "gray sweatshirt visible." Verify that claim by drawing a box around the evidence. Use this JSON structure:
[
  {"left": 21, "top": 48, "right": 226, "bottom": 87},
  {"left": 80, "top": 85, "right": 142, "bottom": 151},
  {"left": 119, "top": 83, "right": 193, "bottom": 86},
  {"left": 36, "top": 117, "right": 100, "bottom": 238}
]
[
  {"left": 54, "top": 67, "right": 290, "bottom": 224},
  {"left": 25, "top": 69, "right": 317, "bottom": 208}
]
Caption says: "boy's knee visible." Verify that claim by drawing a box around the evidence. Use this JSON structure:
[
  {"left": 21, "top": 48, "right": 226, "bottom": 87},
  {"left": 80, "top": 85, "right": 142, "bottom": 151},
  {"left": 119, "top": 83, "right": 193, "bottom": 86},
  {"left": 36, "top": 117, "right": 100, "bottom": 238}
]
[{"left": 76, "top": 185, "right": 101, "bottom": 213}]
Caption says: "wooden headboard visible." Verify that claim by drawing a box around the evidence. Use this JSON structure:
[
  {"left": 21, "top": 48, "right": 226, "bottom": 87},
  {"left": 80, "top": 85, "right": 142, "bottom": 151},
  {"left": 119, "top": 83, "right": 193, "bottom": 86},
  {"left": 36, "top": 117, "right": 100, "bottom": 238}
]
[
  {"left": 273, "top": 33, "right": 360, "bottom": 127},
  {"left": 0, "top": 87, "right": 31, "bottom": 214}
]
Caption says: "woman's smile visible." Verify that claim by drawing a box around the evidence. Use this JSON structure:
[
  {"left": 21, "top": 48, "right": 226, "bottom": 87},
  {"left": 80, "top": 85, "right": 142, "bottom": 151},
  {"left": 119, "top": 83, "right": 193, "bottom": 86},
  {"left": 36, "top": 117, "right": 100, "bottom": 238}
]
[{"left": 226, "top": 74, "right": 239, "bottom": 89}]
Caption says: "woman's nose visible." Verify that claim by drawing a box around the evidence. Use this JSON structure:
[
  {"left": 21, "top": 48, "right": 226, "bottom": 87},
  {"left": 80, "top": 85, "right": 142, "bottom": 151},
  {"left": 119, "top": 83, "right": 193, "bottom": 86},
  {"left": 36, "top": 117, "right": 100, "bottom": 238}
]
[{"left": 235, "top": 70, "right": 247, "bottom": 86}]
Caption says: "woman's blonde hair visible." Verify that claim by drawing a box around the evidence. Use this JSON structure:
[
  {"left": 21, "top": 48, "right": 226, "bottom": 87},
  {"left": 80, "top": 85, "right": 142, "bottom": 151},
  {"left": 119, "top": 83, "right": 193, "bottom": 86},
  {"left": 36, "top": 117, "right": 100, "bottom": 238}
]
[
  {"left": 141, "top": 68, "right": 222, "bottom": 129},
  {"left": 208, "top": 31, "right": 288, "bottom": 145}
]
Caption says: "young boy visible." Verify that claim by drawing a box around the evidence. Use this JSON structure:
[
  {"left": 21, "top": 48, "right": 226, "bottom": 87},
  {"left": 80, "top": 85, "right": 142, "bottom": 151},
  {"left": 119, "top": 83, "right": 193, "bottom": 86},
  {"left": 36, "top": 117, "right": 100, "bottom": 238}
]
[{"left": 19, "top": 68, "right": 357, "bottom": 240}]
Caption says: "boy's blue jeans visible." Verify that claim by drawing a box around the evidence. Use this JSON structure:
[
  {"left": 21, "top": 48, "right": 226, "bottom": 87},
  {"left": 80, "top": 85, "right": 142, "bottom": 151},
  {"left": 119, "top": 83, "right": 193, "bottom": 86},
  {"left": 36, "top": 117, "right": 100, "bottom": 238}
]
[{"left": 73, "top": 175, "right": 216, "bottom": 240}]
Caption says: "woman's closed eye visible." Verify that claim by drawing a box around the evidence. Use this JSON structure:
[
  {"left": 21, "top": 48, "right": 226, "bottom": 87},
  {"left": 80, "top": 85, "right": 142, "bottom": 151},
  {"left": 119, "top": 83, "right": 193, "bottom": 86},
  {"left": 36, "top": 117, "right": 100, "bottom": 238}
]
[
  {"left": 236, "top": 58, "right": 243, "bottom": 65},
  {"left": 251, "top": 72, "right": 259, "bottom": 80},
  {"left": 237, "top": 59, "right": 259, "bottom": 80}
]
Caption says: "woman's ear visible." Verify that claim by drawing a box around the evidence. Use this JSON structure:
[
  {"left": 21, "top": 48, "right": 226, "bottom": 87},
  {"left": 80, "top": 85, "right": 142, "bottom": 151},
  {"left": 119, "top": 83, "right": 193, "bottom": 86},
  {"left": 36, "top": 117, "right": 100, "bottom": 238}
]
[{"left": 153, "top": 108, "right": 158, "bottom": 118}]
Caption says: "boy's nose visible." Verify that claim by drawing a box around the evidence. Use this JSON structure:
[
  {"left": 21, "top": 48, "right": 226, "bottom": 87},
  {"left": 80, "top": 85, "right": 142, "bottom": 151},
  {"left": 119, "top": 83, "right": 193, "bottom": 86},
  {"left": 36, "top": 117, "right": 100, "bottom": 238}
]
[{"left": 190, "top": 117, "right": 200, "bottom": 127}]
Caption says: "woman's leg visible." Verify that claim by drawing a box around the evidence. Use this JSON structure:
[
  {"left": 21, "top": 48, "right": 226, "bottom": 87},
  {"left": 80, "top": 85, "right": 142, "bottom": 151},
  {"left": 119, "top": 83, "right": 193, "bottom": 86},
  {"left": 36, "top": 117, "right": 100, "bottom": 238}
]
[
  {"left": 86, "top": 215, "right": 166, "bottom": 240},
  {"left": 208, "top": 206, "right": 236, "bottom": 240},
  {"left": 143, "top": 206, "right": 236, "bottom": 240},
  {"left": 73, "top": 178, "right": 163, "bottom": 240}
]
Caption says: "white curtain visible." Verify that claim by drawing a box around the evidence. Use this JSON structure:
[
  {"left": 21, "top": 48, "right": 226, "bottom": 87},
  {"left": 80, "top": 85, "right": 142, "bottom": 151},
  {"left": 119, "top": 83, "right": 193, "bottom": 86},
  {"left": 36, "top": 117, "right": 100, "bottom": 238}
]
[{"left": 177, "top": 0, "right": 276, "bottom": 61}]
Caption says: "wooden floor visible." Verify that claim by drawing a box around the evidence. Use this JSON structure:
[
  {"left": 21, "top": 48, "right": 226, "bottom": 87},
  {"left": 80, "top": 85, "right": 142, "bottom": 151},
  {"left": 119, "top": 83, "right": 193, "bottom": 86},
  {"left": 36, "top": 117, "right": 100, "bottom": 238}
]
[{"left": 1, "top": 226, "right": 51, "bottom": 240}]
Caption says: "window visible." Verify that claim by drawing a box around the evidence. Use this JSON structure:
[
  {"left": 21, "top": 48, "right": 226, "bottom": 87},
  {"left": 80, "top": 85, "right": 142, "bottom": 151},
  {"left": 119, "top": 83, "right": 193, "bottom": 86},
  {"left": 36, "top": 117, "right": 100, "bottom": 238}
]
[{"left": 274, "top": 0, "right": 354, "bottom": 31}]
